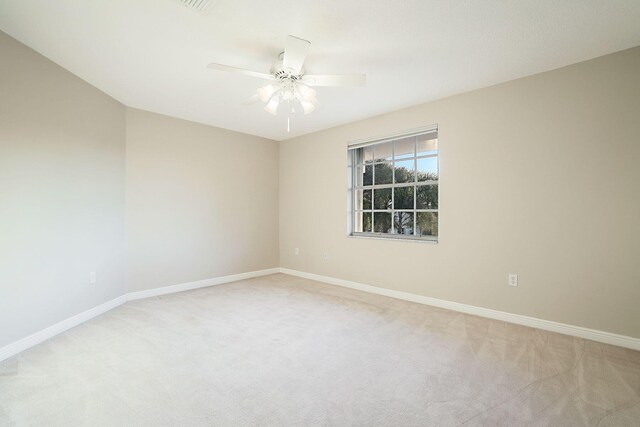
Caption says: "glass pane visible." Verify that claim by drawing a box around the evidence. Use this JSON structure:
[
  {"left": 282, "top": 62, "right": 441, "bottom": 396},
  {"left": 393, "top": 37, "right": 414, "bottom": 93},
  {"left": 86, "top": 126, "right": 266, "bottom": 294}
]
[
  {"left": 417, "top": 157, "right": 438, "bottom": 181},
  {"left": 363, "top": 212, "right": 372, "bottom": 232},
  {"left": 374, "top": 163, "right": 393, "bottom": 185},
  {"left": 374, "top": 141, "right": 393, "bottom": 162},
  {"left": 362, "top": 189, "right": 372, "bottom": 210},
  {"left": 373, "top": 188, "right": 392, "bottom": 210},
  {"left": 417, "top": 133, "right": 438, "bottom": 156},
  {"left": 363, "top": 164, "right": 373, "bottom": 185},
  {"left": 394, "top": 137, "right": 415, "bottom": 160},
  {"left": 416, "top": 184, "right": 438, "bottom": 209},
  {"left": 416, "top": 212, "right": 438, "bottom": 236},
  {"left": 356, "top": 165, "right": 373, "bottom": 186},
  {"left": 354, "top": 211, "right": 373, "bottom": 233},
  {"left": 394, "top": 160, "right": 415, "bottom": 183},
  {"left": 355, "top": 190, "right": 373, "bottom": 210},
  {"left": 363, "top": 146, "right": 374, "bottom": 163},
  {"left": 394, "top": 186, "right": 414, "bottom": 209},
  {"left": 393, "top": 211, "right": 414, "bottom": 235},
  {"left": 374, "top": 212, "right": 392, "bottom": 233},
  {"left": 355, "top": 211, "right": 372, "bottom": 233}
]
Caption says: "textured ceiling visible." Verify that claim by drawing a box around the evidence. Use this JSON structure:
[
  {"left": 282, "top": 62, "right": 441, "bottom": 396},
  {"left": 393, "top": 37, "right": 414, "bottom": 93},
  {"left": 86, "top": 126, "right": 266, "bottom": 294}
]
[{"left": 1, "top": 0, "right": 640, "bottom": 140}]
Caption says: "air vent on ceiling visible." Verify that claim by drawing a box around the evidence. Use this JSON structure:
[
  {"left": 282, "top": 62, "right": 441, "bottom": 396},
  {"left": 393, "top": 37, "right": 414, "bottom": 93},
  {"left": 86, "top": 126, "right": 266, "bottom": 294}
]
[{"left": 176, "top": 0, "right": 216, "bottom": 14}]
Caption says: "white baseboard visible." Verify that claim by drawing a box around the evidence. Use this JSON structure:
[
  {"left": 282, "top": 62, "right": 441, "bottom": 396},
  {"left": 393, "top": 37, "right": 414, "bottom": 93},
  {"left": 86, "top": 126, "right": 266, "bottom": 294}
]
[
  {"left": 279, "top": 268, "right": 640, "bottom": 351},
  {"left": 3, "top": 266, "right": 636, "bottom": 363},
  {"left": 0, "top": 268, "right": 280, "bottom": 362},
  {"left": 0, "top": 295, "right": 127, "bottom": 363},
  {"left": 126, "top": 268, "right": 280, "bottom": 301}
]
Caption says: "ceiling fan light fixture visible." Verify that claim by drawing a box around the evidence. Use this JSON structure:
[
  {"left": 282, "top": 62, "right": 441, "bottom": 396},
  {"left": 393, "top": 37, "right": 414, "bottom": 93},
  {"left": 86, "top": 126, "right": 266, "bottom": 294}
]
[
  {"left": 297, "top": 84, "right": 316, "bottom": 102},
  {"left": 257, "top": 84, "right": 276, "bottom": 103},
  {"left": 282, "top": 88, "right": 295, "bottom": 101},
  {"left": 264, "top": 97, "right": 280, "bottom": 115},
  {"left": 300, "top": 100, "right": 316, "bottom": 115}
]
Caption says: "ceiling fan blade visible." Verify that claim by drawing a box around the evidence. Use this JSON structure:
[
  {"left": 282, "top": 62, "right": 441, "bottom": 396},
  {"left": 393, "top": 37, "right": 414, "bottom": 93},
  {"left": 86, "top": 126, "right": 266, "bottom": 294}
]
[
  {"left": 207, "top": 63, "right": 275, "bottom": 80},
  {"left": 283, "top": 35, "right": 310, "bottom": 75},
  {"left": 301, "top": 74, "right": 366, "bottom": 87}
]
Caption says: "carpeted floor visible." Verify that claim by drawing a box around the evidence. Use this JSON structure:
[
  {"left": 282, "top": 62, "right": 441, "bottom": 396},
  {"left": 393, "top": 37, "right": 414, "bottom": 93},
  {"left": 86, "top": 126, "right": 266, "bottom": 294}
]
[{"left": 1, "top": 273, "right": 639, "bottom": 426}]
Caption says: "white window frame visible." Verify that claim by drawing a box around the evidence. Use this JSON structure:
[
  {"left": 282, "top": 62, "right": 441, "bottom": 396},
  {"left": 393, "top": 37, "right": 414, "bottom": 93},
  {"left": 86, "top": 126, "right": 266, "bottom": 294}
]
[{"left": 347, "top": 125, "right": 439, "bottom": 242}]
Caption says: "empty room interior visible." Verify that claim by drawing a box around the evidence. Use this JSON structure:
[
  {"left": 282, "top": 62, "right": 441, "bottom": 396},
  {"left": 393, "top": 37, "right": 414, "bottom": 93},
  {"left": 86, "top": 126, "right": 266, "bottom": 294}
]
[{"left": 1, "top": 1, "right": 640, "bottom": 425}]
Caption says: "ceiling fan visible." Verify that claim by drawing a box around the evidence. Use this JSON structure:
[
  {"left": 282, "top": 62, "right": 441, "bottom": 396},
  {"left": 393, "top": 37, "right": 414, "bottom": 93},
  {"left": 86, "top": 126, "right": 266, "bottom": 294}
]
[{"left": 207, "top": 35, "right": 366, "bottom": 118}]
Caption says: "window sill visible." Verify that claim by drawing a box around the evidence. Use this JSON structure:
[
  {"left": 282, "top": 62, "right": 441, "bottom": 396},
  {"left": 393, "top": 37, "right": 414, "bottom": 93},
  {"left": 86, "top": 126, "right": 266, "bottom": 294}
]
[{"left": 347, "top": 233, "right": 438, "bottom": 244}]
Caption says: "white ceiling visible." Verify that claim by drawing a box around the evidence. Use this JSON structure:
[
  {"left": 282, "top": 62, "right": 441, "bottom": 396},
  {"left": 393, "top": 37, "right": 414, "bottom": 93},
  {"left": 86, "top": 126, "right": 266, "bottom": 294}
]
[{"left": 1, "top": 0, "right": 640, "bottom": 141}]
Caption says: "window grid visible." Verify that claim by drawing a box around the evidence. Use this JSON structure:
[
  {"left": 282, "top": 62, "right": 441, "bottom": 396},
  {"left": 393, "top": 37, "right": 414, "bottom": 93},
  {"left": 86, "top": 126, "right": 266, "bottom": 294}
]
[{"left": 350, "top": 130, "right": 438, "bottom": 241}]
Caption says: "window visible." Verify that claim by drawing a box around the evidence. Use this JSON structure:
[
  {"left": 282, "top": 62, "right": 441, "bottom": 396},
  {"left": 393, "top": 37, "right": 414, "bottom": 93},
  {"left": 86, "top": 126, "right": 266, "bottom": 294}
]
[{"left": 348, "top": 126, "right": 438, "bottom": 241}]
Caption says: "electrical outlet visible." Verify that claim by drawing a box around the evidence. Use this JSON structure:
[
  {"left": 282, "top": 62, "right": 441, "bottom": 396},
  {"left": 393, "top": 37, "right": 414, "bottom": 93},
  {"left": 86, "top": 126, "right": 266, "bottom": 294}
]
[
  {"left": 508, "top": 274, "right": 518, "bottom": 287},
  {"left": 90, "top": 272, "right": 96, "bottom": 284},
  {"left": 322, "top": 252, "right": 329, "bottom": 261},
  {"left": 294, "top": 248, "right": 300, "bottom": 256}
]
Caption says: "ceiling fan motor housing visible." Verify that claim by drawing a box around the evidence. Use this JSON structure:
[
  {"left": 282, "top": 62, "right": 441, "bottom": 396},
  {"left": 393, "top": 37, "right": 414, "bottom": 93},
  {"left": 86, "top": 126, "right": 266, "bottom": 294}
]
[{"left": 271, "top": 55, "right": 305, "bottom": 80}]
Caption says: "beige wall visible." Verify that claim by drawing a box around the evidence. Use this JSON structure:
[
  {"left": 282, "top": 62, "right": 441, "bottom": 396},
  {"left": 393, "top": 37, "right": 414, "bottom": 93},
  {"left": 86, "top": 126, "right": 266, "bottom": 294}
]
[
  {"left": 279, "top": 47, "right": 640, "bottom": 338},
  {"left": 125, "top": 108, "right": 279, "bottom": 292},
  {"left": 0, "top": 32, "right": 126, "bottom": 347}
]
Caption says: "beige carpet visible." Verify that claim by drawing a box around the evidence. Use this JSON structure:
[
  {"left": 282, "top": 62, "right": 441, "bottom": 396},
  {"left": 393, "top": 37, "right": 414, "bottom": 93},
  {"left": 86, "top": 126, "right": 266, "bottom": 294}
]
[{"left": 1, "top": 273, "right": 639, "bottom": 426}]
